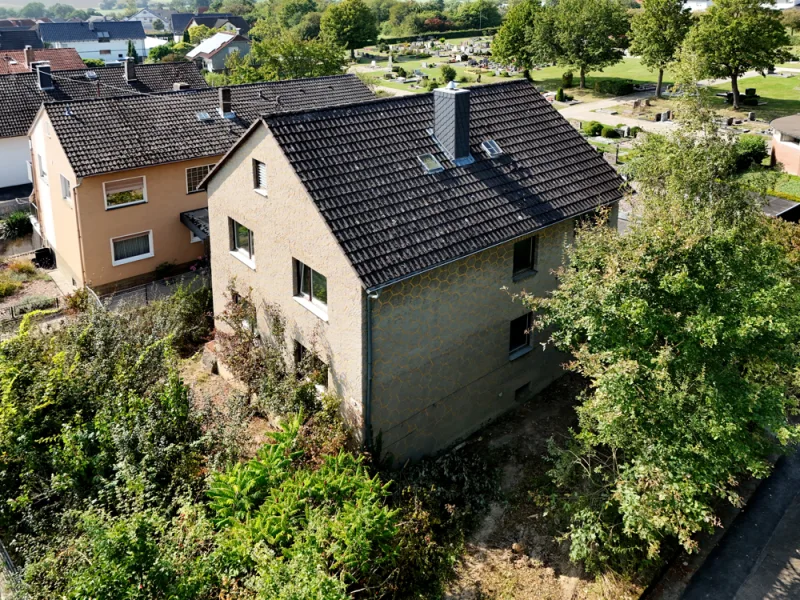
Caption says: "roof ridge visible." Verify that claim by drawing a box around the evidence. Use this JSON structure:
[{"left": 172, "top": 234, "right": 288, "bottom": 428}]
[{"left": 263, "top": 78, "right": 536, "bottom": 122}]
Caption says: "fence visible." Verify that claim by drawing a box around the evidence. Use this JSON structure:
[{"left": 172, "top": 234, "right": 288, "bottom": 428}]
[
  {"left": 89, "top": 268, "right": 210, "bottom": 311},
  {"left": 0, "top": 198, "right": 31, "bottom": 219}
]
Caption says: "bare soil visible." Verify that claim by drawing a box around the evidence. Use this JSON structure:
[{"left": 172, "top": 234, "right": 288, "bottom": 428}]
[
  {"left": 0, "top": 271, "right": 60, "bottom": 313},
  {"left": 445, "top": 375, "right": 645, "bottom": 600}
]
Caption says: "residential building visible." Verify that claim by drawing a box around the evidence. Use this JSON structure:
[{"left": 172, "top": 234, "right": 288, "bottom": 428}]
[
  {"left": 0, "top": 47, "right": 84, "bottom": 75},
  {"left": 0, "top": 60, "right": 207, "bottom": 191},
  {"left": 771, "top": 115, "right": 800, "bottom": 176},
  {"left": 687, "top": 0, "right": 799, "bottom": 9},
  {"left": 0, "top": 28, "right": 43, "bottom": 51},
  {"left": 186, "top": 32, "right": 250, "bottom": 72},
  {"left": 201, "top": 80, "right": 625, "bottom": 460},
  {"left": 38, "top": 21, "right": 146, "bottom": 64},
  {"left": 28, "top": 75, "right": 373, "bottom": 294},
  {"left": 170, "top": 13, "right": 245, "bottom": 42},
  {"left": 124, "top": 9, "right": 172, "bottom": 32}
]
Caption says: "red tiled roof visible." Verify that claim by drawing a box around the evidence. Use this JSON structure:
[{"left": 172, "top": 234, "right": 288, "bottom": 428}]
[{"left": 0, "top": 48, "right": 86, "bottom": 75}]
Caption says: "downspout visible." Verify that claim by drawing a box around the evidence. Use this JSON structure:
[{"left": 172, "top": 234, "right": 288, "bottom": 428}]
[
  {"left": 72, "top": 179, "right": 87, "bottom": 286},
  {"left": 364, "top": 289, "right": 381, "bottom": 451}
]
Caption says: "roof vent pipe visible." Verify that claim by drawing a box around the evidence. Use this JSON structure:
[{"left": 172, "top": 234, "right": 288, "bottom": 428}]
[
  {"left": 433, "top": 81, "right": 473, "bottom": 165},
  {"left": 33, "top": 62, "right": 52, "bottom": 91},
  {"left": 218, "top": 87, "right": 233, "bottom": 117},
  {"left": 123, "top": 57, "right": 136, "bottom": 81},
  {"left": 23, "top": 45, "right": 34, "bottom": 68}
]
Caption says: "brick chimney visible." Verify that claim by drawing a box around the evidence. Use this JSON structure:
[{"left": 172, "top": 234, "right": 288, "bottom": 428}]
[
  {"left": 433, "top": 82, "right": 472, "bottom": 165},
  {"left": 23, "top": 45, "right": 34, "bottom": 68},
  {"left": 123, "top": 57, "right": 136, "bottom": 81}
]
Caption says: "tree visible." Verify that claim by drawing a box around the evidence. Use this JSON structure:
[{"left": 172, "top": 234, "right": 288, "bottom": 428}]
[
  {"left": 83, "top": 58, "right": 106, "bottom": 67},
  {"left": 492, "top": 0, "right": 544, "bottom": 69},
  {"left": 523, "top": 76, "right": 800, "bottom": 570},
  {"left": 295, "top": 11, "right": 322, "bottom": 39},
  {"left": 782, "top": 7, "right": 800, "bottom": 35},
  {"left": 127, "top": 39, "right": 139, "bottom": 61},
  {"left": 19, "top": 2, "right": 46, "bottom": 17},
  {"left": 48, "top": 3, "right": 77, "bottom": 18},
  {"left": 182, "top": 28, "right": 191, "bottom": 43},
  {"left": 278, "top": 0, "right": 318, "bottom": 28},
  {"left": 536, "top": 0, "right": 631, "bottom": 89},
  {"left": 188, "top": 24, "right": 221, "bottom": 44},
  {"left": 629, "top": 0, "right": 693, "bottom": 97},
  {"left": 455, "top": 0, "right": 501, "bottom": 29},
  {"left": 685, "top": 0, "right": 790, "bottom": 109},
  {"left": 153, "top": 18, "right": 165, "bottom": 30},
  {"left": 440, "top": 63, "right": 456, "bottom": 82},
  {"left": 320, "top": 0, "right": 378, "bottom": 59}
]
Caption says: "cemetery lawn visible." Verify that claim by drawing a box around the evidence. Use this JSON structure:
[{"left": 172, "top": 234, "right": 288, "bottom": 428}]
[
  {"left": 529, "top": 57, "right": 673, "bottom": 95},
  {"left": 737, "top": 169, "right": 800, "bottom": 202},
  {"left": 706, "top": 75, "right": 800, "bottom": 122}
]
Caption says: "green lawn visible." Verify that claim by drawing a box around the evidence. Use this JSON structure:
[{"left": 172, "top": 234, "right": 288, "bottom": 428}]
[
  {"left": 528, "top": 57, "right": 673, "bottom": 93},
  {"left": 738, "top": 169, "right": 800, "bottom": 201},
  {"left": 706, "top": 74, "right": 800, "bottom": 122}
]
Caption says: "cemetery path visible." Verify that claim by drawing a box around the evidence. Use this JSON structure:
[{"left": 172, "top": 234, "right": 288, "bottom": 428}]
[{"left": 559, "top": 93, "right": 677, "bottom": 133}]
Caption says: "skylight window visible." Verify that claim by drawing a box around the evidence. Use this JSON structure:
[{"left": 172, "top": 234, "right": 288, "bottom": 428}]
[
  {"left": 85, "top": 71, "right": 97, "bottom": 80},
  {"left": 481, "top": 140, "right": 503, "bottom": 158},
  {"left": 418, "top": 154, "right": 444, "bottom": 174},
  {"left": 196, "top": 111, "right": 213, "bottom": 122}
]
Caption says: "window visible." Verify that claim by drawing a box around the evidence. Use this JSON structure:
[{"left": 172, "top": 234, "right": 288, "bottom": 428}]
[
  {"left": 229, "top": 218, "right": 254, "bottom": 265},
  {"left": 512, "top": 237, "right": 536, "bottom": 277},
  {"left": 481, "top": 139, "right": 503, "bottom": 158},
  {"left": 295, "top": 260, "right": 327, "bottom": 310},
  {"left": 252, "top": 159, "right": 267, "bottom": 194},
  {"left": 418, "top": 153, "right": 444, "bottom": 174},
  {"left": 509, "top": 312, "right": 533, "bottom": 358},
  {"left": 111, "top": 231, "right": 153, "bottom": 266},
  {"left": 294, "top": 341, "right": 328, "bottom": 387},
  {"left": 186, "top": 164, "right": 215, "bottom": 194},
  {"left": 60, "top": 175, "right": 71, "bottom": 202},
  {"left": 99, "top": 49, "right": 111, "bottom": 54},
  {"left": 37, "top": 154, "right": 46, "bottom": 180},
  {"left": 104, "top": 177, "right": 146, "bottom": 209}
]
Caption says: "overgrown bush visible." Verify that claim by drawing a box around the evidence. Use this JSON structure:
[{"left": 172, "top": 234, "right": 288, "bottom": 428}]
[
  {"left": 562, "top": 70, "right": 574, "bottom": 88},
  {"left": 440, "top": 64, "right": 457, "bottom": 83},
  {"left": 63, "top": 287, "right": 90, "bottom": 313},
  {"left": 601, "top": 125, "right": 620, "bottom": 139},
  {"left": 583, "top": 120, "right": 603, "bottom": 136},
  {"left": 735, "top": 134, "right": 768, "bottom": 172},
  {"left": 7, "top": 259, "right": 36, "bottom": 275},
  {"left": 1, "top": 210, "right": 32, "bottom": 240},
  {"left": 593, "top": 79, "right": 634, "bottom": 96}
]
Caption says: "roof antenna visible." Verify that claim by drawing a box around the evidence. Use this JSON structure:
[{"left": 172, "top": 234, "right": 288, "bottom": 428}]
[{"left": 64, "top": 104, "right": 73, "bottom": 116}]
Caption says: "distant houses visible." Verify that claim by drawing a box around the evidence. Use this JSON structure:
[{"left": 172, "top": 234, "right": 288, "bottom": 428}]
[{"left": 38, "top": 21, "right": 146, "bottom": 64}]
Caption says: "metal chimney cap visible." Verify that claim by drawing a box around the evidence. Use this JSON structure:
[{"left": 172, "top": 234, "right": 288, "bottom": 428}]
[{"left": 446, "top": 81, "right": 458, "bottom": 89}]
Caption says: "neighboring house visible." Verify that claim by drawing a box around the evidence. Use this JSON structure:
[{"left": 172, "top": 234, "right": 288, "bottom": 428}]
[
  {"left": 687, "top": 0, "right": 799, "bottom": 9},
  {"left": 201, "top": 80, "right": 625, "bottom": 460},
  {"left": 170, "top": 12, "right": 239, "bottom": 42},
  {"left": 28, "top": 75, "right": 373, "bottom": 294},
  {"left": 771, "top": 115, "right": 800, "bottom": 176},
  {"left": 186, "top": 32, "right": 250, "bottom": 72},
  {"left": 0, "top": 61, "right": 207, "bottom": 191},
  {"left": 0, "top": 28, "right": 43, "bottom": 50},
  {"left": 38, "top": 21, "right": 146, "bottom": 64},
  {"left": 124, "top": 9, "right": 172, "bottom": 32},
  {"left": 0, "top": 47, "right": 85, "bottom": 75}
]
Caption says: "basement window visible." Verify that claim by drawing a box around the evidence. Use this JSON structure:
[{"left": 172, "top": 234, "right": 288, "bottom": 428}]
[
  {"left": 418, "top": 153, "right": 444, "bottom": 174},
  {"left": 481, "top": 139, "right": 503, "bottom": 158}
]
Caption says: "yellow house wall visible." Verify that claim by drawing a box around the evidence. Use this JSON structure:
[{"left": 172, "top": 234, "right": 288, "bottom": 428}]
[
  {"left": 206, "top": 125, "right": 366, "bottom": 431},
  {"left": 371, "top": 205, "right": 619, "bottom": 460}
]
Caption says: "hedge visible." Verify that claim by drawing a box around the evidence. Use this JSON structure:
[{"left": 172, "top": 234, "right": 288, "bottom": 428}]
[
  {"left": 593, "top": 79, "right": 635, "bottom": 96},
  {"left": 378, "top": 28, "right": 500, "bottom": 45}
]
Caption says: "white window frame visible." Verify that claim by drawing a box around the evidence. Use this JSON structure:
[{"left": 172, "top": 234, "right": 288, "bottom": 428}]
[
  {"left": 253, "top": 159, "right": 267, "bottom": 196},
  {"left": 110, "top": 230, "right": 154, "bottom": 266},
  {"left": 60, "top": 174, "right": 72, "bottom": 204},
  {"left": 103, "top": 176, "right": 148, "bottom": 210},
  {"left": 38, "top": 154, "right": 47, "bottom": 183},
  {"left": 186, "top": 164, "right": 216, "bottom": 194},
  {"left": 229, "top": 218, "right": 255, "bottom": 269},
  {"left": 293, "top": 259, "right": 329, "bottom": 320}
]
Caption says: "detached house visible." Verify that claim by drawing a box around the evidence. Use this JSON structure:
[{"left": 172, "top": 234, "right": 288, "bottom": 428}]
[
  {"left": 28, "top": 75, "right": 373, "bottom": 293},
  {"left": 201, "top": 80, "right": 624, "bottom": 459},
  {"left": 38, "top": 21, "right": 146, "bottom": 64},
  {"left": 1, "top": 60, "right": 207, "bottom": 191},
  {"left": 187, "top": 32, "right": 250, "bottom": 72},
  {"left": 170, "top": 13, "right": 246, "bottom": 42}
]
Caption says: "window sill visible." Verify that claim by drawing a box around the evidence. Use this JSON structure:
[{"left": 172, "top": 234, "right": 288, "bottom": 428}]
[
  {"left": 508, "top": 346, "right": 533, "bottom": 362},
  {"left": 112, "top": 251, "right": 154, "bottom": 267},
  {"left": 512, "top": 269, "right": 537, "bottom": 283},
  {"left": 106, "top": 200, "right": 147, "bottom": 211},
  {"left": 253, "top": 188, "right": 268, "bottom": 197},
  {"left": 230, "top": 250, "right": 255, "bottom": 270},
  {"left": 293, "top": 295, "right": 329, "bottom": 322}
]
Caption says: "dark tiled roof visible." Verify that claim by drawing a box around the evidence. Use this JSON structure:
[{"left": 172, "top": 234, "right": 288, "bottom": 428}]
[
  {"left": 0, "top": 61, "right": 207, "bottom": 138},
  {"left": 171, "top": 12, "right": 234, "bottom": 34},
  {"left": 38, "top": 21, "right": 145, "bottom": 42},
  {"left": 0, "top": 28, "right": 43, "bottom": 50},
  {"left": 45, "top": 74, "right": 373, "bottom": 177},
  {"left": 263, "top": 81, "right": 625, "bottom": 289},
  {"left": 0, "top": 48, "right": 85, "bottom": 74}
]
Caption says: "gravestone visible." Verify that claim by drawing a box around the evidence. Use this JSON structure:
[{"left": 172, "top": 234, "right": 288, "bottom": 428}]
[
  {"left": 622, "top": 125, "right": 631, "bottom": 137},
  {"left": 748, "top": 112, "right": 756, "bottom": 121},
  {"left": 661, "top": 112, "right": 670, "bottom": 122},
  {"left": 370, "top": 60, "right": 376, "bottom": 68},
  {"left": 645, "top": 98, "right": 652, "bottom": 106},
  {"left": 655, "top": 113, "right": 662, "bottom": 122},
  {"left": 726, "top": 117, "right": 734, "bottom": 126}
]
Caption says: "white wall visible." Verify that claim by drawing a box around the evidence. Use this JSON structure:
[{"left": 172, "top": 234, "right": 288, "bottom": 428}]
[
  {"left": 0, "top": 136, "right": 31, "bottom": 189},
  {"left": 50, "top": 40, "right": 147, "bottom": 64}
]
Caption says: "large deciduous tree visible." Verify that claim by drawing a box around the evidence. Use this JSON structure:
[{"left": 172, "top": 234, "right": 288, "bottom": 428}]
[
  {"left": 523, "top": 73, "right": 800, "bottom": 570},
  {"left": 455, "top": 0, "right": 502, "bottom": 30},
  {"left": 684, "top": 0, "right": 789, "bottom": 109},
  {"left": 491, "top": 0, "right": 544, "bottom": 69},
  {"left": 537, "top": 0, "right": 631, "bottom": 89},
  {"left": 320, "top": 0, "right": 378, "bottom": 59},
  {"left": 629, "top": 0, "right": 694, "bottom": 97}
]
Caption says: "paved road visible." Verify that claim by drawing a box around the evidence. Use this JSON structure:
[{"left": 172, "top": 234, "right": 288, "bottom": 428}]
[{"left": 682, "top": 448, "right": 800, "bottom": 600}]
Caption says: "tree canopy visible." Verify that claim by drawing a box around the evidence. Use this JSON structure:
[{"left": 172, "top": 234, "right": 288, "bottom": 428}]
[
  {"left": 684, "top": 0, "right": 790, "bottom": 109},
  {"left": 491, "top": 0, "right": 544, "bottom": 69},
  {"left": 629, "top": 0, "right": 693, "bottom": 97},
  {"left": 320, "top": 0, "right": 378, "bottom": 58}
]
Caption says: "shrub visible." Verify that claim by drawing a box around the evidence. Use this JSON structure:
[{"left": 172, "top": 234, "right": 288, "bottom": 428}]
[
  {"left": 396, "top": 66, "right": 407, "bottom": 78},
  {"left": 440, "top": 64, "right": 456, "bottom": 83},
  {"left": 630, "top": 126, "right": 643, "bottom": 138},
  {"left": 459, "top": 75, "right": 471, "bottom": 83},
  {"left": 83, "top": 58, "right": 105, "bottom": 67},
  {"left": 0, "top": 274, "right": 21, "bottom": 297},
  {"left": 583, "top": 120, "right": 603, "bottom": 136},
  {"left": 155, "top": 261, "right": 175, "bottom": 280},
  {"left": 460, "top": 53, "right": 468, "bottom": 61},
  {"left": 735, "top": 134, "right": 768, "bottom": 171},
  {"left": 15, "top": 295, "right": 56, "bottom": 315},
  {"left": 500, "top": 70, "right": 510, "bottom": 77},
  {"left": 555, "top": 87, "right": 565, "bottom": 102},
  {"left": 594, "top": 79, "right": 635, "bottom": 96},
  {"left": 64, "top": 287, "right": 90, "bottom": 313},
  {"left": 601, "top": 125, "right": 620, "bottom": 139},
  {"left": 427, "top": 78, "right": 440, "bottom": 91},
  {"left": 1, "top": 211, "right": 32, "bottom": 240},
  {"left": 562, "top": 70, "right": 574, "bottom": 88},
  {"left": 7, "top": 259, "right": 36, "bottom": 275}
]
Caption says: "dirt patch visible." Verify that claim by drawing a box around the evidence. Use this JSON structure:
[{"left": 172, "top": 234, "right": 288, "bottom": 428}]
[
  {"left": 0, "top": 269, "right": 61, "bottom": 314},
  {"left": 445, "top": 375, "right": 645, "bottom": 600}
]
